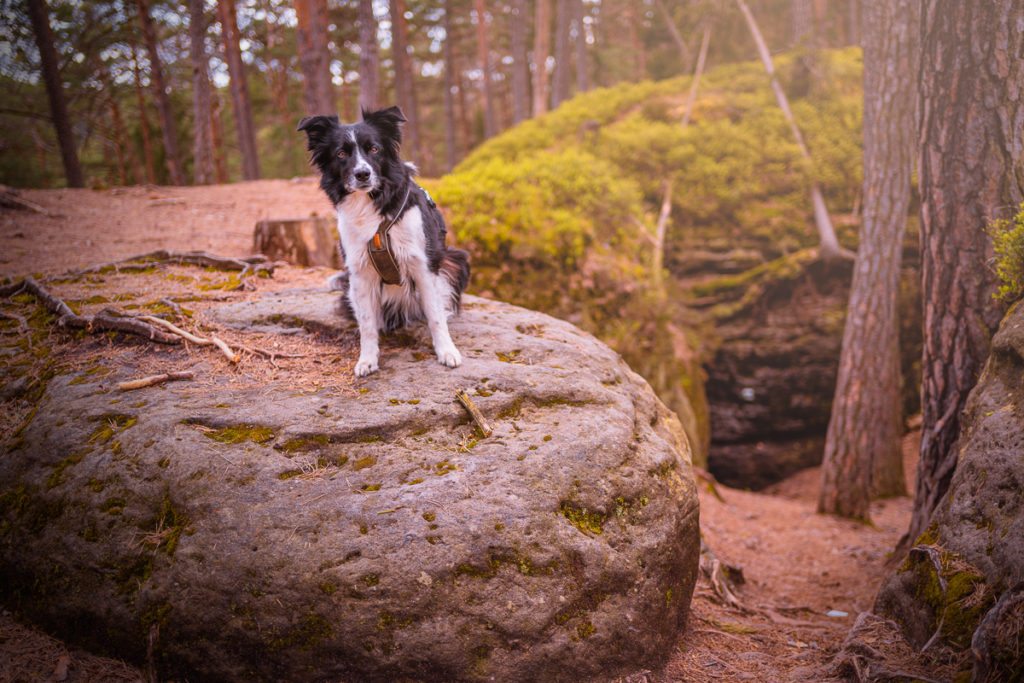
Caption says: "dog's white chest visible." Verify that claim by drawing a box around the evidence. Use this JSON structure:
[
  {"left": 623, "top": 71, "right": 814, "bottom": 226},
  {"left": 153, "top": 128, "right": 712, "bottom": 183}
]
[{"left": 336, "top": 195, "right": 425, "bottom": 276}]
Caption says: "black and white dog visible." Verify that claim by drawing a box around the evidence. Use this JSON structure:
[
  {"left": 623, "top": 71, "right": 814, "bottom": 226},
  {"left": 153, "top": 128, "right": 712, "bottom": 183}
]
[{"left": 297, "top": 106, "right": 470, "bottom": 377}]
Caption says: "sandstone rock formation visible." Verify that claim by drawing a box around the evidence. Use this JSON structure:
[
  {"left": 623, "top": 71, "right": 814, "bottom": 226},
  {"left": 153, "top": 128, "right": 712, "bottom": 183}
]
[
  {"left": 0, "top": 291, "right": 700, "bottom": 682},
  {"left": 875, "top": 301, "right": 1024, "bottom": 680}
]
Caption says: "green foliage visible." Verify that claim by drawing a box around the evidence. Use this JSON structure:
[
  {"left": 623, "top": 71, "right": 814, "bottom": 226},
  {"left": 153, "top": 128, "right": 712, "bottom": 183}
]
[
  {"left": 435, "top": 49, "right": 864, "bottom": 458},
  {"left": 990, "top": 203, "right": 1024, "bottom": 304}
]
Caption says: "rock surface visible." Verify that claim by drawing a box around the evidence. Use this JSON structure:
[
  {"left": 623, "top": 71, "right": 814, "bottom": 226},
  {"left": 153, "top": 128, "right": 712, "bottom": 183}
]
[
  {"left": 0, "top": 291, "right": 700, "bottom": 682},
  {"left": 875, "top": 301, "right": 1024, "bottom": 679}
]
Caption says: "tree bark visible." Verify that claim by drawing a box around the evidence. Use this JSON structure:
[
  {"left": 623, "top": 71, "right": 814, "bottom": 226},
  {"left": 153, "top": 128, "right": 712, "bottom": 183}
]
[
  {"left": 26, "top": 0, "right": 84, "bottom": 188},
  {"left": 389, "top": 0, "right": 421, "bottom": 156},
  {"left": 443, "top": 0, "right": 459, "bottom": 170},
  {"left": 218, "top": 0, "right": 261, "bottom": 180},
  {"left": 189, "top": 0, "right": 215, "bottom": 185},
  {"left": 818, "top": 0, "right": 917, "bottom": 521},
  {"left": 551, "top": 0, "right": 571, "bottom": 109},
  {"left": 358, "top": 0, "right": 380, "bottom": 112},
  {"left": 532, "top": 0, "right": 551, "bottom": 118},
  {"left": 473, "top": 0, "right": 498, "bottom": 139},
  {"left": 573, "top": 0, "right": 588, "bottom": 94},
  {"left": 130, "top": 41, "right": 157, "bottom": 185},
  {"left": 791, "top": 0, "right": 813, "bottom": 46},
  {"left": 509, "top": 0, "right": 530, "bottom": 124},
  {"left": 135, "top": 0, "right": 185, "bottom": 185},
  {"left": 903, "top": 0, "right": 1024, "bottom": 549},
  {"left": 295, "top": 0, "right": 335, "bottom": 115},
  {"left": 736, "top": 0, "right": 847, "bottom": 261}
]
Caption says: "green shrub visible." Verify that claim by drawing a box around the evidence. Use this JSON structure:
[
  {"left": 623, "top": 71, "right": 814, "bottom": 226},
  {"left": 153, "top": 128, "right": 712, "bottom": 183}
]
[{"left": 991, "top": 203, "right": 1024, "bottom": 304}]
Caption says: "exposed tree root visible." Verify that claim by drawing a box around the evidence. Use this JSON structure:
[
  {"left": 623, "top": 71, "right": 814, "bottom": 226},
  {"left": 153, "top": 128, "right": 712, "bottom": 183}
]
[
  {"left": 117, "top": 371, "right": 195, "bottom": 391},
  {"left": 62, "top": 249, "right": 276, "bottom": 280}
]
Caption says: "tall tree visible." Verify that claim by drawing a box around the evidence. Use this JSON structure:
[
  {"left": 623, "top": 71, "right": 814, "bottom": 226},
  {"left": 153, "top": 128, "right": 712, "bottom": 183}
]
[
  {"left": 26, "top": 0, "right": 84, "bottom": 187},
  {"left": 218, "top": 0, "right": 261, "bottom": 179},
  {"left": 135, "top": 0, "right": 186, "bottom": 185},
  {"left": 573, "top": 0, "right": 588, "bottom": 93},
  {"left": 189, "top": 0, "right": 215, "bottom": 184},
  {"left": 129, "top": 41, "right": 158, "bottom": 185},
  {"left": 736, "top": 0, "right": 848, "bottom": 261},
  {"left": 818, "top": 0, "right": 917, "bottom": 521},
  {"left": 389, "top": 0, "right": 421, "bottom": 156},
  {"left": 903, "top": 0, "right": 1024, "bottom": 548},
  {"left": 531, "top": 0, "right": 550, "bottom": 117},
  {"left": 473, "top": 0, "right": 498, "bottom": 138},
  {"left": 550, "top": 0, "right": 571, "bottom": 109},
  {"left": 509, "top": 0, "right": 530, "bottom": 124},
  {"left": 443, "top": 0, "right": 459, "bottom": 170},
  {"left": 295, "top": 0, "right": 335, "bottom": 114},
  {"left": 357, "top": 0, "right": 379, "bottom": 112}
]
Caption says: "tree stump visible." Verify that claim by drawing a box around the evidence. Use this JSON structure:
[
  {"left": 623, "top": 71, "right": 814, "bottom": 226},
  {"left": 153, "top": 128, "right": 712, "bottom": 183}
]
[{"left": 253, "top": 216, "right": 341, "bottom": 268}]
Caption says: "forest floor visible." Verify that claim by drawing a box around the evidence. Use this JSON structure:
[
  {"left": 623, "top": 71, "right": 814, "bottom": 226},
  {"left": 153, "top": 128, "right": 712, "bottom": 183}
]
[{"left": 0, "top": 182, "right": 956, "bottom": 682}]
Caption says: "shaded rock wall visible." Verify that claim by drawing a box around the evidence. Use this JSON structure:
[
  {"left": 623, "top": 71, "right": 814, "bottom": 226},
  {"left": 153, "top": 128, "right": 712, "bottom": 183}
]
[{"left": 875, "top": 301, "right": 1024, "bottom": 680}]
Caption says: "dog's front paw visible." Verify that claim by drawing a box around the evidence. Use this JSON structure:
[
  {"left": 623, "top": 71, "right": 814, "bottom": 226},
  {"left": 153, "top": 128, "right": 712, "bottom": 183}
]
[
  {"left": 436, "top": 345, "right": 462, "bottom": 369},
  {"left": 354, "top": 356, "right": 379, "bottom": 377}
]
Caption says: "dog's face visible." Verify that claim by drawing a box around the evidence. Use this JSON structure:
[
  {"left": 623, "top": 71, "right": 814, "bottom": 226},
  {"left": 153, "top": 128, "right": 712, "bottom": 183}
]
[{"left": 297, "top": 106, "right": 407, "bottom": 202}]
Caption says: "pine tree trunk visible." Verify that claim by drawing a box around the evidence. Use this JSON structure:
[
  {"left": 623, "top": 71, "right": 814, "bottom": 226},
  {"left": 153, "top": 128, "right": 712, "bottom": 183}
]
[
  {"left": 389, "top": 0, "right": 421, "bottom": 156},
  {"left": 509, "top": 0, "right": 530, "bottom": 124},
  {"left": 573, "top": 0, "right": 588, "bottom": 94},
  {"left": 130, "top": 42, "right": 158, "bottom": 185},
  {"left": 903, "top": 0, "right": 1024, "bottom": 549},
  {"left": 135, "top": 0, "right": 185, "bottom": 185},
  {"left": 819, "top": 0, "right": 917, "bottom": 520},
  {"left": 358, "top": 0, "right": 380, "bottom": 112},
  {"left": 443, "top": 0, "right": 459, "bottom": 170},
  {"left": 791, "top": 0, "right": 813, "bottom": 46},
  {"left": 295, "top": 0, "right": 335, "bottom": 115},
  {"left": 209, "top": 90, "right": 229, "bottom": 183},
  {"left": 26, "top": 0, "right": 84, "bottom": 188},
  {"left": 473, "top": 0, "right": 498, "bottom": 138},
  {"left": 551, "top": 0, "right": 571, "bottom": 109},
  {"left": 189, "top": 0, "right": 215, "bottom": 185},
  {"left": 532, "top": 0, "right": 551, "bottom": 118},
  {"left": 218, "top": 0, "right": 261, "bottom": 180}
]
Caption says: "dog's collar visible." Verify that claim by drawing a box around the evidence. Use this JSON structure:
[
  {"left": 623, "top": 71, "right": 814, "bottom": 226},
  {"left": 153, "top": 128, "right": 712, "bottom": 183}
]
[{"left": 367, "top": 187, "right": 412, "bottom": 285}]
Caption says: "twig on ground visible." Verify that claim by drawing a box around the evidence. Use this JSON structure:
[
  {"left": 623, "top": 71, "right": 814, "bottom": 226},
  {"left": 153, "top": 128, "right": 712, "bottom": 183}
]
[
  {"left": 138, "top": 315, "right": 239, "bottom": 363},
  {"left": 117, "top": 371, "right": 194, "bottom": 391},
  {"left": 456, "top": 389, "right": 492, "bottom": 438}
]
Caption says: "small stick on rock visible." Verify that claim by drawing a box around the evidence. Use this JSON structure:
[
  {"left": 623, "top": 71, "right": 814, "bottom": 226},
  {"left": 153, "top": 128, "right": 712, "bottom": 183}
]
[
  {"left": 118, "top": 371, "right": 194, "bottom": 391},
  {"left": 457, "top": 389, "right": 493, "bottom": 438},
  {"left": 138, "top": 315, "right": 239, "bottom": 363}
]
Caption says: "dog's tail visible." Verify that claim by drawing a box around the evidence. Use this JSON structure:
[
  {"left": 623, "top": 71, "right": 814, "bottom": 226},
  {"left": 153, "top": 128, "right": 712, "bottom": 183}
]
[{"left": 440, "top": 248, "right": 471, "bottom": 312}]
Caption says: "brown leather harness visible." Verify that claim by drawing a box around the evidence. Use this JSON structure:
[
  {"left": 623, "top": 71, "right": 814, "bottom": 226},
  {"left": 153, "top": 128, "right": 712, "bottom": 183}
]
[{"left": 367, "top": 187, "right": 411, "bottom": 286}]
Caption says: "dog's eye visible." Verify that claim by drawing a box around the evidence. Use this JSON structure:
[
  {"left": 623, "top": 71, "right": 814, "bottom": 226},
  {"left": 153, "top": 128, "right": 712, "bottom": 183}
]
[
  {"left": 368, "top": 146, "right": 378, "bottom": 154},
  {"left": 337, "top": 151, "right": 348, "bottom": 158}
]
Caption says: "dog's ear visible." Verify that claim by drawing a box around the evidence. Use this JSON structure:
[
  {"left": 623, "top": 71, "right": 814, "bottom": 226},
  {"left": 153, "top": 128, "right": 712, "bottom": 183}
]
[
  {"left": 361, "top": 106, "right": 406, "bottom": 152},
  {"left": 297, "top": 115, "right": 339, "bottom": 148}
]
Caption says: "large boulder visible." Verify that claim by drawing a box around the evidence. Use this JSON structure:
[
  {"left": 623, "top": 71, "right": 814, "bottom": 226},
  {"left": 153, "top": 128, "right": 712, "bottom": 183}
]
[
  {"left": 0, "top": 291, "right": 700, "bottom": 682},
  {"left": 875, "top": 301, "right": 1024, "bottom": 680}
]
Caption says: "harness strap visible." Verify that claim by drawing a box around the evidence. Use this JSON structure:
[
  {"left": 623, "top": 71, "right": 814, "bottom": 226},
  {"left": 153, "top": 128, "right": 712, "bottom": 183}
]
[{"left": 367, "top": 187, "right": 412, "bottom": 285}]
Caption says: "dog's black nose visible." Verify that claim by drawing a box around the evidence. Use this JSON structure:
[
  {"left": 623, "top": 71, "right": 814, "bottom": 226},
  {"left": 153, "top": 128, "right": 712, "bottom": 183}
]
[{"left": 354, "top": 170, "right": 371, "bottom": 182}]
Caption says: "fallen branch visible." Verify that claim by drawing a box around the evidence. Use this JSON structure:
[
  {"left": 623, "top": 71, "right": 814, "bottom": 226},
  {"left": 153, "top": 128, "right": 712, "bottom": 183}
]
[
  {"left": 456, "top": 389, "right": 493, "bottom": 438},
  {"left": 64, "top": 250, "right": 274, "bottom": 279},
  {"left": 0, "top": 184, "right": 56, "bottom": 216},
  {"left": 118, "top": 371, "right": 194, "bottom": 391},
  {"left": 138, "top": 315, "right": 239, "bottom": 363},
  {"left": 19, "top": 278, "right": 182, "bottom": 344}
]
